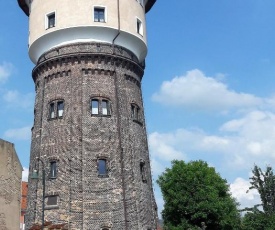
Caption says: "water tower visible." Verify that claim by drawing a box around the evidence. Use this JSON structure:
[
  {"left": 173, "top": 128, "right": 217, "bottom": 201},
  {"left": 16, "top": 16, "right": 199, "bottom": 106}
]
[{"left": 18, "top": 0, "right": 157, "bottom": 229}]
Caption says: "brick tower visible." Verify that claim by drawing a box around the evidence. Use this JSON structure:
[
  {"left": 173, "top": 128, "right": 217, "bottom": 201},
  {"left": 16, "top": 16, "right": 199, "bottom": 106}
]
[{"left": 18, "top": 0, "right": 157, "bottom": 229}]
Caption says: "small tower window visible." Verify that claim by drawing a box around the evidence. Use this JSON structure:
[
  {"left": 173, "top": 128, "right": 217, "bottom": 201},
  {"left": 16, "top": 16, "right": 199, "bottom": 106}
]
[
  {"left": 45, "top": 195, "right": 59, "bottom": 209},
  {"left": 47, "top": 13, "right": 55, "bottom": 28},
  {"left": 131, "top": 103, "right": 141, "bottom": 124},
  {"left": 94, "top": 8, "right": 105, "bottom": 22},
  {"left": 140, "top": 161, "right": 146, "bottom": 183},
  {"left": 49, "top": 100, "right": 64, "bottom": 119},
  {"left": 49, "top": 161, "right": 57, "bottom": 178},
  {"left": 91, "top": 99, "right": 99, "bottom": 115},
  {"left": 57, "top": 101, "right": 64, "bottom": 117},
  {"left": 102, "top": 100, "right": 110, "bottom": 115},
  {"left": 90, "top": 98, "right": 111, "bottom": 116},
  {"left": 98, "top": 159, "right": 107, "bottom": 176},
  {"left": 137, "top": 18, "right": 143, "bottom": 36},
  {"left": 49, "top": 103, "right": 55, "bottom": 119}
]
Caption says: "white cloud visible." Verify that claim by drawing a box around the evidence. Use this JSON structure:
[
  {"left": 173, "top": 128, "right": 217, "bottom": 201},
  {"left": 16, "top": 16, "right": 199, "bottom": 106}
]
[
  {"left": 152, "top": 69, "right": 262, "bottom": 111},
  {"left": 230, "top": 177, "right": 260, "bottom": 209},
  {"left": 0, "top": 62, "right": 13, "bottom": 83},
  {"left": 22, "top": 167, "right": 29, "bottom": 182},
  {"left": 4, "top": 126, "right": 32, "bottom": 140},
  {"left": 3, "top": 90, "right": 34, "bottom": 109}
]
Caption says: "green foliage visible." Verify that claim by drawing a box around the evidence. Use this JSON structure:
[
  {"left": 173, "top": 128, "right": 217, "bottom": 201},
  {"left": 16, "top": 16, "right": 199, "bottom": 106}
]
[
  {"left": 157, "top": 160, "right": 241, "bottom": 230},
  {"left": 249, "top": 165, "right": 275, "bottom": 214},
  {"left": 242, "top": 165, "right": 275, "bottom": 229},
  {"left": 242, "top": 209, "right": 275, "bottom": 230}
]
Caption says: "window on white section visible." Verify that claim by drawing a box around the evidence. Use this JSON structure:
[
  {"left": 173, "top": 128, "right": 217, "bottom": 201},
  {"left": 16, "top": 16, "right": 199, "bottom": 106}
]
[
  {"left": 137, "top": 18, "right": 143, "bottom": 36},
  {"left": 47, "top": 13, "right": 55, "bottom": 28},
  {"left": 94, "top": 7, "right": 105, "bottom": 22}
]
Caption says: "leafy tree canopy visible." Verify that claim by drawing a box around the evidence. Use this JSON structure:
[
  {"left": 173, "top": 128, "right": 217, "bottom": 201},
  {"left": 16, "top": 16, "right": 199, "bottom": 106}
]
[
  {"left": 157, "top": 160, "right": 240, "bottom": 230},
  {"left": 242, "top": 165, "right": 275, "bottom": 229}
]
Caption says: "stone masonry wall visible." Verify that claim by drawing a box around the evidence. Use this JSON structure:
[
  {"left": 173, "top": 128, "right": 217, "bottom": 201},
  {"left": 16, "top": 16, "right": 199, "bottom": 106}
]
[{"left": 26, "top": 43, "right": 157, "bottom": 230}]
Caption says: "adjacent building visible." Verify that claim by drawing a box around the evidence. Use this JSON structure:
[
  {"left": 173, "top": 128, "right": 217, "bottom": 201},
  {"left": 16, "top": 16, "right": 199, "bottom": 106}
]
[
  {"left": 0, "top": 139, "right": 23, "bottom": 230},
  {"left": 18, "top": 0, "right": 158, "bottom": 229},
  {"left": 21, "top": 181, "right": 28, "bottom": 230}
]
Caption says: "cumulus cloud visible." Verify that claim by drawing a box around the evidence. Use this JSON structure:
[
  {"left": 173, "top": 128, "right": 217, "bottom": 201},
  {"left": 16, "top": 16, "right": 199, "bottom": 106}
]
[
  {"left": 0, "top": 62, "right": 13, "bottom": 83},
  {"left": 3, "top": 90, "right": 34, "bottom": 109},
  {"left": 4, "top": 126, "right": 32, "bottom": 140},
  {"left": 230, "top": 177, "right": 260, "bottom": 209},
  {"left": 22, "top": 167, "right": 29, "bottom": 182},
  {"left": 152, "top": 69, "right": 262, "bottom": 111}
]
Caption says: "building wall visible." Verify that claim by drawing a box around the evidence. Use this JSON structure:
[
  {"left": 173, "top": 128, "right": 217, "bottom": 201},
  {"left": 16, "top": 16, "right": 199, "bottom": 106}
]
[
  {"left": 21, "top": 182, "right": 28, "bottom": 230},
  {"left": 26, "top": 43, "right": 157, "bottom": 230},
  {"left": 0, "top": 139, "right": 23, "bottom": 230},
  {"left": 28, "top": 0, "right": 147, "bottom": 63}
]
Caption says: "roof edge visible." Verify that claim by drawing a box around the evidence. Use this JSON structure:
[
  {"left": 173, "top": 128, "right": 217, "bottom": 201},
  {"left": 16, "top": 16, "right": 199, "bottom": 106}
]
[
  {"left": 145, "top": 0, "right": 157, "bottom": 13},
  {"left": 17, "top": 0, "right": 29, "bottom": 16}
]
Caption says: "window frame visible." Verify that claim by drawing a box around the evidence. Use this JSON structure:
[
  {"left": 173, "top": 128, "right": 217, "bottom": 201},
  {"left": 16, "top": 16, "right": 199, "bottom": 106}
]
[
  {"left": 94, "top": 6, "right": 106, "bottom": 23},
  {"left": 44, "top": 195, "right": 59, "bottom": 210},
  {"left": 45, "top": 11, "right": 56, "bottom": 29},
  {"left": 97, "top": 158, "right": 108, "bottom": 178},
  {"left": 136, "top": 18, "right": 143, "bottom": 36},
  {"left": 131, "top": 103, "right": 142, "bottom": 125},
  {"left": 48, "top": 99, "right": 64, "bottom": 120},
  {"left": 90, "top": 97, "right": 111, "bottom": 117},
  {"left": 49, "top": 161, "right": 57, "bottom": 179},
  {"left": 140, "top": 161, "right": 147, "bottom": 183}
]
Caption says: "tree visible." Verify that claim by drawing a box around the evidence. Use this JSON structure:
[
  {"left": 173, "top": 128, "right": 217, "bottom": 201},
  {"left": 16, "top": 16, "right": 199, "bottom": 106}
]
[
  {"left": 157, "top": 160, "right": 241, "bottom": 230},
  {"left": 242, "top": 165, "right": 275, "bottom": 229}
]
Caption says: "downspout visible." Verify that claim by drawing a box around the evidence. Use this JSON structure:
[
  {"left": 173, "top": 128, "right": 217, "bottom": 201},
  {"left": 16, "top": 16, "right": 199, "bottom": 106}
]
[
  {"left": 112, "top": 0, "right": 129, "bottom": 230},
  {"left": 112, "top": 0, "right": 121, "bottom": 48}
]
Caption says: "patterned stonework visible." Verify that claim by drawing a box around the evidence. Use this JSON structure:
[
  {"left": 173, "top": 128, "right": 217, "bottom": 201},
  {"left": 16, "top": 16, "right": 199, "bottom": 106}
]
[{"left": 26, "top": 43, "right": 157, "bottom": 230}]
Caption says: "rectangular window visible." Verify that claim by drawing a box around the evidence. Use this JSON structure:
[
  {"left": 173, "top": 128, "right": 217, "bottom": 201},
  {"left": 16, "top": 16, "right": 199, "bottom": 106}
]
[
  {"left": 46, "top": 195, "right": 58, "bottom": 206},
  {"left": 137, "top": 19, "right": 143, "bottom": 36},
  {"left": 48, "top": 13, "right": 55, "bottom": 28},
  {"left": 140, "top": 162, "right": 146, "bottom": 182},
  {"left": 49, "top": 103, "right": 55, "bottom": 118},
  {"left": 91, "top": 99, "right": 99, "bottom": 114},
  {"left": 50, "top": 161, "right": 57, "bottom": 178},
  {"left": 98, "top": 159, "right": 107, "bottom": 175},
  {"left": 94, "top": 8, "right": 105, "bottom": 22},
  {"left": 57, "top": 101, "right": 64, "bottom": 117},
  {"left": 102, "top": 100, "right": 109, "bottom": 115}
]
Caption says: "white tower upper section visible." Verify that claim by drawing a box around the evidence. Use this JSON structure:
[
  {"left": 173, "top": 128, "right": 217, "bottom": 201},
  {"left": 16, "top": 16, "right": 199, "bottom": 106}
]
[{"left": 18, "top": 0, "right": 156, "bottom": 64}]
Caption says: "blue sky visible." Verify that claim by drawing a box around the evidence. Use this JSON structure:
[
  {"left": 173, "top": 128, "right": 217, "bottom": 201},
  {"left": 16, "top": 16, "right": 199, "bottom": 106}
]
[{"left": 3, "top": 0, "right": 275, "bottom": 216}]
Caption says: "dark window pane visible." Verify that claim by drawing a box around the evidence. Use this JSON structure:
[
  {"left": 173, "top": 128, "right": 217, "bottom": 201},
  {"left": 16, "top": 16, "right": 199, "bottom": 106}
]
[
  {"left": 102, "top": 100, "right": 109, "bottom": 115},
  {"left": 94, "top": 8, "right": 105, "bottom": 22},
  {"left": 49, "top": 103, "right": 55, "bottom": 118},
  {"left": 46, "top": 196, "right": 57, "bottom": 206},
  {"left": 140, "top": 162, "right": 146, "bottom": 182},
  {"left": 91, "top": 99, "right": 99, "bottom": 114},
  {"left": 50, "top": 161, "right": 57, "bottom": 178},
  {"left": 98, "top": 159, "right": 107, "bottom": 175},
  {"left": 57, "top": 101, "right": 64, "bottom": 117},
  {"left": 48, "top": 14, "right": 55, "bottom": 28}
]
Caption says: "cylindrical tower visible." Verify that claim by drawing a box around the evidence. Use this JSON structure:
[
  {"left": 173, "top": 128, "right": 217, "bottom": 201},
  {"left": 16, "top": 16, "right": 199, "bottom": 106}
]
[{"left": 18, "top": 0, "right": 157, "bottom": 229}]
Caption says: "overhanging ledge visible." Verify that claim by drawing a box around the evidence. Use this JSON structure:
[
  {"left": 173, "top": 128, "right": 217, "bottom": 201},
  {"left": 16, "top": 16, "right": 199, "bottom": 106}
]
[{"left": 17, "top": 0, "right": 29, "bottom": 16}]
